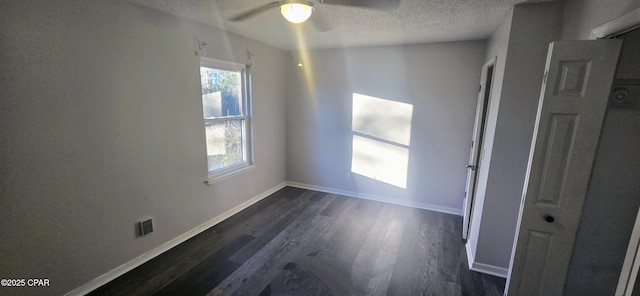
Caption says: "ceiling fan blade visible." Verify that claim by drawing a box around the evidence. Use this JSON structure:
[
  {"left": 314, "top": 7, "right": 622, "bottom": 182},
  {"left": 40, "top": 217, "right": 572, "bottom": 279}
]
[
  {"left": 320, "top": 0, "right": 400, "bottom": 10},
  {"left": 311, "top": 10, "right": 331, "bottom": 32},
  {"left": 229, "top": 1, "right": 281, "bottom": 21}
]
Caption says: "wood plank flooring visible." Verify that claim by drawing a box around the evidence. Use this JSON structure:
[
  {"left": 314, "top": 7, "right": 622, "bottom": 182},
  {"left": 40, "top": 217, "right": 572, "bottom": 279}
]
[{"left": 89, "top": 187, "right": 505, "bottom": 296}]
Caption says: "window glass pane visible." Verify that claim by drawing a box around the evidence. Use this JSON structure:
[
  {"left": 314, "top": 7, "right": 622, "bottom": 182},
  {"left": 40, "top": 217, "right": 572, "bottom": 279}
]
[
  {"left": 205, "top": 120, "right": 245, "bottom": 172},
  {"left": 200, "top": 67, "right": 242, "bottom": 118}
]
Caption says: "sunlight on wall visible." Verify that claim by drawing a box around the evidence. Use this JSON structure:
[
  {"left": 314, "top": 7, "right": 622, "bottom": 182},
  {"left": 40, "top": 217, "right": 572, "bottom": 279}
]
[
  {"left": 351, "top": 93, "right": 413, "bottom": 189},
  {"left": 296, "top": 26, "right": 316, "bottom": 96}
]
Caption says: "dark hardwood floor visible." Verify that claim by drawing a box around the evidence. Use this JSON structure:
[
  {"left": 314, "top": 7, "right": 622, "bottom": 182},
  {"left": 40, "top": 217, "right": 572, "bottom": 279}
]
[{"left": 89, "top": 187, "right": 505, "bottom": 296}]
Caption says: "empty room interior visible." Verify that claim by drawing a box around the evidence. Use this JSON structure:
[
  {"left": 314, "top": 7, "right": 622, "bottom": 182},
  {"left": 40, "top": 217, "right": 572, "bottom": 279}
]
[{"left": 2, "top": 0, "right": 640, "bottom": 295}]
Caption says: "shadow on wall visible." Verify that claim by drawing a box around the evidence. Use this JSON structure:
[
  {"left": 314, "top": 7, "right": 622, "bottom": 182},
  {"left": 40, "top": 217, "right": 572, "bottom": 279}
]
[{"left": 350, "top": 93, "right": 414, "bottom": 189}]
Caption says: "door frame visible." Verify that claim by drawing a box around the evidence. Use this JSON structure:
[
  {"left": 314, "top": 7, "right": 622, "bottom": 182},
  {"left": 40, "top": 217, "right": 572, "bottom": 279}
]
[
  {"left": 618, "top": 210, "right": 640, "bottom": 296},
  {"left": 590, "top": 8, "right": 640, "bottom": 39},
  {"left": 593, "top": 8, "right": 640, "bottom": 296},
  {"left": 462, "top": 57, "right": 496, "bottom": 240}
]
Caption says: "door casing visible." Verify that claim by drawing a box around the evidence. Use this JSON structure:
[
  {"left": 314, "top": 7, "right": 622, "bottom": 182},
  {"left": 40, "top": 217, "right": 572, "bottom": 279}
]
[{"left": 462, "top": 57, "right": 496, "bottom": 240}]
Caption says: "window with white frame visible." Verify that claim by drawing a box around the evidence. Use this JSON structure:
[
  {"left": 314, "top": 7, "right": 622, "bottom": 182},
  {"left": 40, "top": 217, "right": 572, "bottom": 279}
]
[{"left": 199, "top": 58, "right": 252, "bottom": 180}]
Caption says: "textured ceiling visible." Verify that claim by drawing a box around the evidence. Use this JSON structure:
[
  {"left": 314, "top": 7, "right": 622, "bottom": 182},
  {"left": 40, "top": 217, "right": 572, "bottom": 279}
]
[{"left": 126, "top": 0, "right": 540, "bottom": 50}]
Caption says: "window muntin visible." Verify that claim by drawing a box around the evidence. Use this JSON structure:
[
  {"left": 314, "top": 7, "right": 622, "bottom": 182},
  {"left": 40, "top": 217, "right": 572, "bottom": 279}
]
[{"left": 199, "top": 58, "right": 251, "bottom": 178}]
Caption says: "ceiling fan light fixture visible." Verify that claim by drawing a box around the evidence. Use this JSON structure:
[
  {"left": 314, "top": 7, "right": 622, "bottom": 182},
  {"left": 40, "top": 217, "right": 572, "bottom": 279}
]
[{"left": 280, "top": 3, "right": 313, "bottom": 24}]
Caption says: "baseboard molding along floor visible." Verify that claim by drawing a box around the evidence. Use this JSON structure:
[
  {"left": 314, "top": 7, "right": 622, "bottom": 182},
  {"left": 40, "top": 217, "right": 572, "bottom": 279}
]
[
  {"left": 465, "top": 242, "right": 509, "bottom": 278},
  {"left": 68, "top": 181, "right": 504, "bottom": 295},
  {"left": 286, "top": 181, "right": 463, "bottom": 216},
  {"left": 66, "top": 181, "right": 287, "bottom": 296}
]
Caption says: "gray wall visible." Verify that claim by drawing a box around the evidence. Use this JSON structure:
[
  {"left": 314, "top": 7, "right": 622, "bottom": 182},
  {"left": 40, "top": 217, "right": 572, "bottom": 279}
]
[
  {"left": 0, "top": 0, "right": 287, "bottom": 295},
  {"left": 467, "top": 1, "right": 564, "bottom": 270},
  {"left": 285, "top": 41, "right": 486, "bottom": 213}
]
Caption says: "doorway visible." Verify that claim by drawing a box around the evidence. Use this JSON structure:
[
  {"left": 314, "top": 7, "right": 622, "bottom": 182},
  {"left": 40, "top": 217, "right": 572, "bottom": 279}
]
[
  {"left": 603, "top": 27, "right": 640, "bottom": 296},
  {"left": 563, "top": 27, "right": 640, "bottom": 296},
  {"left": 462, "top": 58, "right": 495, "bottom": 240}
]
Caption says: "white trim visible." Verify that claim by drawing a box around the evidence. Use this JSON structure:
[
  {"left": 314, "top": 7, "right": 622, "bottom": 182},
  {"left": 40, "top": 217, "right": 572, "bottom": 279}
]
[
  {"left": 199, "top": 57, "right": 254, "bottom": 182},
  {"left": 206, "top": 164, "right": 256, "bottom": 185},
  {"left": 465, "top": 242, "right": 509, "bottom": 278},
  {"left": 463, "top": 56, "right": 498, "bottom": 240},
  {"left": 591, "top": 8, "right": 640, "bottom": 39},
  {"left": 465, "top": 242, "right": 476, "bottom": 272},
  {"left": 617, "top": 208, "right": 640, "bottom": 296},
  {"left": 200, "top": 57, "right": 246, "bottom": 71},
  {"left": 286, "top": 181, "right": 462, "bottom": 216},
  {"left": 65, "top": 181, "right": 287, "bottom": 296}
]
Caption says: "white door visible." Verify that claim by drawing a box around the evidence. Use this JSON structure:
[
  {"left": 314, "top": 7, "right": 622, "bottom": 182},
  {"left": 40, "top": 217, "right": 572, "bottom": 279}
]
[
  {"left": 463, "top": 58, "right": 495, "bottom": 240},
  {"left": 506, "top": 40, "right": 622, "bottom": 295}
]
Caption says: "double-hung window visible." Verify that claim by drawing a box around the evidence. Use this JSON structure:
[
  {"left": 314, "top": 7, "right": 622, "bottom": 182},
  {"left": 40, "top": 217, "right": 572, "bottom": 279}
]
[{"left": 199, "top": 58, "right": 252, "bottom": 182}]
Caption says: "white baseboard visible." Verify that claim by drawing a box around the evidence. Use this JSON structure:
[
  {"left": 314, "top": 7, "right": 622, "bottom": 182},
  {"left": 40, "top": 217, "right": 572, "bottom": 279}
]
[
  {"left": 286, "top": 181, "right": 462, "bottom": 216},
  {"left": 65, "top": 181, "right": 287, "bottom": 296},
  {"left": 465, "top": 242, "right": 509, "bottom": 278},
  {"left": 68, "top": 181, "right": 468, "bottom": 295}
]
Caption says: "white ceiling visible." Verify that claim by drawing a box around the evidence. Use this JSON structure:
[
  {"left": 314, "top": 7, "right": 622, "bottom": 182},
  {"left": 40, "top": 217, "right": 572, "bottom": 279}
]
[{"left": 126, "top": 0, "right": 539, "bottom": 50}]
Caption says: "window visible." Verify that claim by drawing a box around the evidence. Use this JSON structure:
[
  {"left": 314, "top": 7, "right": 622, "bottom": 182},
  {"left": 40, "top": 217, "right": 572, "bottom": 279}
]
[{"left": 199, "top": 58, "right": 252, "bottom": 182}]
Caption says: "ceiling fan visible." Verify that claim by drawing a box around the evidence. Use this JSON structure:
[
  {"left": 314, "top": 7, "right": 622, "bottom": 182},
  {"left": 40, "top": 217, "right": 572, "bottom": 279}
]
[{"left": 228, "top": 0, "right": 400, "bottom": 31}]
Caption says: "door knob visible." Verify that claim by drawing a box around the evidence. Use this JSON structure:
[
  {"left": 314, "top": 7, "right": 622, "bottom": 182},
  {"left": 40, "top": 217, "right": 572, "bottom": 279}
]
[
  {"left": 544, "top": 215, "right": 555, "bottom": 223},
  {"left": 467, "top": 165, "right": 476, "bottom": 170}
]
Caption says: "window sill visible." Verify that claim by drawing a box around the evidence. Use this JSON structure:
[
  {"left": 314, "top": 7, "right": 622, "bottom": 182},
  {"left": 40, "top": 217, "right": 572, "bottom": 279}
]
[{"left": 205, "top": 164, "right": 256, "bottom": 186}]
